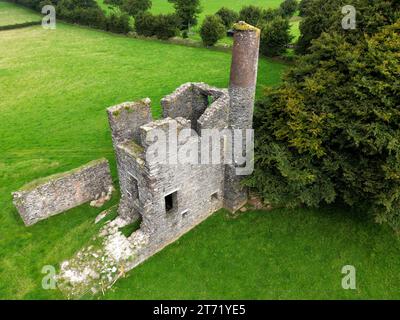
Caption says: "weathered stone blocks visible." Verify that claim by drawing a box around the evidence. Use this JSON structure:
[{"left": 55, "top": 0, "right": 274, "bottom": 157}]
[{"left": 12, "top": 159, "right": 113, "bottom": 226}]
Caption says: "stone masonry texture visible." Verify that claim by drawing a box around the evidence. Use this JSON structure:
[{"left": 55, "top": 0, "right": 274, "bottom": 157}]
[
  {"left": 224, "top": 22, "right": 260, "bottom": 212},
  {"left": 12, "top": 159, "right": 113, "bottom": 226}
]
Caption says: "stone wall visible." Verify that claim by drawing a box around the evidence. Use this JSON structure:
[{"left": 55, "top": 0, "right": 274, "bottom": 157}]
[
  {"left": 12, "top": 159, "right": 113, "bottom": 226},
  {"left": 124, "top": 117, "right": 225, "bottom": 267},
  {"left": 107, "top": 99, "right": 153, "bottom": 147}
]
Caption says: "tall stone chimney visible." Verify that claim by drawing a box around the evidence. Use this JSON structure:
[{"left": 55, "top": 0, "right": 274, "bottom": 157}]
[{"left": 224, "top": 21, "right": 260, "bottom": 212}]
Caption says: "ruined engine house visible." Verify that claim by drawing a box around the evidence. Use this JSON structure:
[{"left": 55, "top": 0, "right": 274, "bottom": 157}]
[{"left": 105, "top": 22, "right": 261, "bottom": 267}]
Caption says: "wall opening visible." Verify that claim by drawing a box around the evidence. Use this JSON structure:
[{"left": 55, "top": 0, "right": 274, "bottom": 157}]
[
  {"left": 181, "top": 210, "right": 189, "bottom": 218},
  {"left": 128, "top": 174, "right": 139, "bottom": 200},
  {"left": 165, "top": 191, "right": 178, "bottom": 214},
  {"left": 207, "top": 95, "right": 214, "bottom": 106},
  {"left": 211, "top": 192, "right": 219, "bottom": 201}
]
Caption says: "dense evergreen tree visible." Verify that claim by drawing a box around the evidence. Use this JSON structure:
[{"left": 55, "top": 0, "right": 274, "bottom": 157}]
[
  {"left": 279, "top": 0, "right": 298, "bottom": 17},
  {"left": 246, "top": 19, "right": 400, "bottom": 230},
  {"left": 262, "top": 8, "right": 282, "bottom": 22},
  {"left": 199, "top": 14, "right": 225, "bottom": 46},
  {"left": 298, "top": 0, "right": 312, "bottom": 16},
  {"left": 296, "top": 0, "right": 399, "bottom": 54},
  {"left": 134, "top": 11, "right": 180, "bottom": 39},
  {"left": 259, "top": 16, "right": 292, "bottom": 57},
  {"left": 168, "top": 0, "right": 202, "bottom": 31},
  {"left": 120, "top": 0, "right": 152, "bottom": 17},
  {"left": 215, "top": 7, "right": 239, "bottom": 28},
  {"left": 238, "top": 5, "right": 263, "bottom": 26}
]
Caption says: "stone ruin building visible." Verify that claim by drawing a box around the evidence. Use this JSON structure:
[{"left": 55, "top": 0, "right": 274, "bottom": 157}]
[
  {"left": 12, "top": 22, "right": 261, "bottom": 296},
  {"left": 105, "top": 22, "right": 260, "bottom": 268}
]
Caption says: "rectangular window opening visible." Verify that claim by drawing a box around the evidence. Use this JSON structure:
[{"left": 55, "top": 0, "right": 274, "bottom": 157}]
[{"left": 165, "top": 191, "right": 178, "bottom": 213}]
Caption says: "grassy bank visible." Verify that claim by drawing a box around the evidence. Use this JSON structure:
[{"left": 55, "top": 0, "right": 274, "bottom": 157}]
[{"left": 0, "top": 1, "right": 40, "bottom": 26}]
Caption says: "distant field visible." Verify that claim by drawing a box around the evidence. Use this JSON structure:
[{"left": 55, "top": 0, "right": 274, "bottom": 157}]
[
  {"left": 0, "top": 1, "right": 40, "bottom": 26},
  {"left": 98, "top": 0, "right": 283, "bottom": 19},
  {"left": 150, "top": 0, "right": 282, "bottom": 18}
]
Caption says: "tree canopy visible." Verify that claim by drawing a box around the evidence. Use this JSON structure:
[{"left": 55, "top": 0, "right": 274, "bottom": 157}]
[{"left": 247, "top": 6, "right": 400, "bottom": 230}]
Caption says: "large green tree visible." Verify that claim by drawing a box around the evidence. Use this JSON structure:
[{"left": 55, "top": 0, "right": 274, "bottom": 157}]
[
  {"left": 246, "top": 20, "right": 400, "bottom": 230},
  {"left": 200, "top": 14, "right": 226, "bottom": 46},
  {"left": 279, "top": 0, "right": 298, "bottom": 17},
  {"left": 239, "top": 5, "right": 264, "bottom": 26},
  {"left": 168, "top": 0, "right": 202, "bottom": 31},
  {"left": 296, "top": 0, "right": 399, "bottom": 54},
  {"left": 259, "top": 16, "right": 292, "bottom": 57},
  {"left": 121, "top": 0, "right": 152, "bottom": 17}
]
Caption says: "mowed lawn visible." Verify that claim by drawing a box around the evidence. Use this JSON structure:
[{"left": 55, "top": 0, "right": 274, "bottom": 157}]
[
  {"left": 1, "top": 5, "right": 400, "bottom": 300},
  {"left": 0, "top": 1, "right": 41, "bottom": 26}
]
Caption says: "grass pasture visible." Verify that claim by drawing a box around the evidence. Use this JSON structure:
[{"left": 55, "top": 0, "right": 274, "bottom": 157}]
[
  {"left": 98, "top": 0, "right": 283, "bottom": 19},
  {"left": 1, "top": 2, "right": 400, "bottom": 300},
  {"left": 104, "top": 208, "right": 400, "bottom": 300},
  {"left": 149, "top": 0, "right": 283, "bottom": 19},
  {"left": 0, "top": 16, "right": 285, "bottom": 299},
  {"left": 0, "top": 1, "right": 40, "bottom": 26}
]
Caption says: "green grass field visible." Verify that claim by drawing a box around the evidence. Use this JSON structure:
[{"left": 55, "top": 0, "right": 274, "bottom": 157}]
[
  {"left": 1, "top": 3, "right": 400, "bottom": 300},
  {"left": 98, "top": 0, "right": 282, "bottom": 18},
  {"left": 104, "top": 208, "right": 400, "bottom": 300},
  {"left": 0, "top": 1, "right": 40, "bottom": 26},
  {"left": 149, "top": 0, "right": 282, "bottom": 18}
]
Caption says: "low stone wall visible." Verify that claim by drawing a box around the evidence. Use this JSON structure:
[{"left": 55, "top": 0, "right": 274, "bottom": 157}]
[{"left": 12, "top": 159, "right": 113, "bottom": 226}]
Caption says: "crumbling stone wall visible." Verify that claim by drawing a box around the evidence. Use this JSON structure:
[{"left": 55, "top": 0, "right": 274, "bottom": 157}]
[
  {"left": 12, "top": 159, "right": 113, "bottom": 226},
  {"left": 107, "top": 99, "right": 153, "bottom": 147},
  {"left": 124, "top": 117, "right": 225, "bottom": 267},
  {"left": 107, "top": 99, "right": 153, "bottom": 221},
  {"left": 161, "top": 83, "right": 225, "bottom": 131},
  {"left": 101, "top": 22, "right": 260, "bottom": 283},
  {"left": 55, "top": 22, "right": 261, "bottom": 298}
]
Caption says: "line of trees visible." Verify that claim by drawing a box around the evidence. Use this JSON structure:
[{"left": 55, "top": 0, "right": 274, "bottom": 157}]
[
  {"left": 9, "top": 0, "right": 297, "bottom": 56},
  {"left": 8, "top": 0, "right": 131, "bottom": 33},
  {"left": 105, "top": 0, "right": 203, "bottom": 40},
  {"left": 200, "top": 0, "right": 297, "bottom": 57}
]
